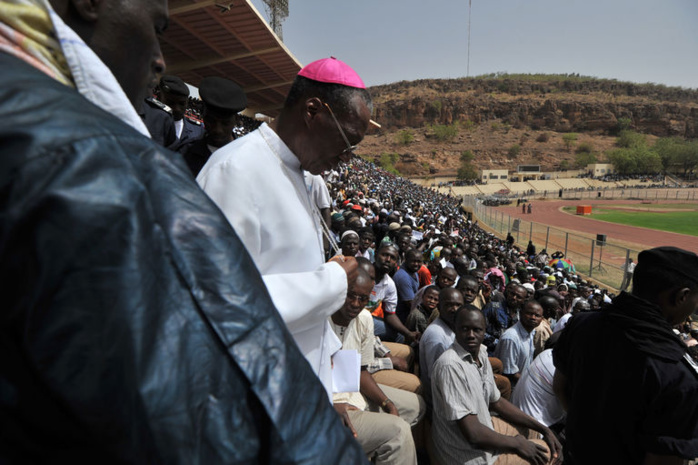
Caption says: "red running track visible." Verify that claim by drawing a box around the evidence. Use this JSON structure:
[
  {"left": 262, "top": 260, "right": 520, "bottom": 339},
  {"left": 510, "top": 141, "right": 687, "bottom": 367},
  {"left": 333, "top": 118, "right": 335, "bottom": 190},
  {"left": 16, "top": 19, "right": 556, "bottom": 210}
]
[{"left": 499, "top": 199, "right": 698, "bottom": 253}]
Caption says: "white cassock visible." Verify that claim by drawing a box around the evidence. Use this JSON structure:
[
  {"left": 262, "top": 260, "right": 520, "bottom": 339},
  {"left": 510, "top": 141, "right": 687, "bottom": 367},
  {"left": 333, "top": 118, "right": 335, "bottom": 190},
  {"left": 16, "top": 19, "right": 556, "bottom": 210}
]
[{"left": 197, "top": 123, "right": 345, "bottom": 400}]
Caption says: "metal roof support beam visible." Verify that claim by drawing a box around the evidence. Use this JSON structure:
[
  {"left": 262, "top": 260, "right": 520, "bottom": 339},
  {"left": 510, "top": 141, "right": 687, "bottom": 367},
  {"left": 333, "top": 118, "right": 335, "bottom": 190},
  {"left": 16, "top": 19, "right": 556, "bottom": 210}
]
[
  {"left": 243, "top": 80, "right": 294, "bottom": 93},
  {"left": 167, "top": 47, "right": 282, "bottom": 73},
  {"left": 169, "top": 0, "right": 228, "bottom": 15}
]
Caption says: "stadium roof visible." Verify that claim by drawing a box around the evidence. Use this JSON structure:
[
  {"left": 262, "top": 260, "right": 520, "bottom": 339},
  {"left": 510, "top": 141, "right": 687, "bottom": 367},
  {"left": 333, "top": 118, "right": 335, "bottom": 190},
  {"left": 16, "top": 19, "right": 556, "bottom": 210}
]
[{"left": 162, "top": 0, "right": 302, "bottom": 117}]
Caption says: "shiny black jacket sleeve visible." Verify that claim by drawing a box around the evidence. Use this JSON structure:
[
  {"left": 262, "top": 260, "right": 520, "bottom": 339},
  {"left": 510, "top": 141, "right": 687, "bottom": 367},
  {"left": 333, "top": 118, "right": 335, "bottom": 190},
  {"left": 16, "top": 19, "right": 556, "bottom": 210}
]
[{"left": 0, "top": 53, "right": 367, "bottom": 465}]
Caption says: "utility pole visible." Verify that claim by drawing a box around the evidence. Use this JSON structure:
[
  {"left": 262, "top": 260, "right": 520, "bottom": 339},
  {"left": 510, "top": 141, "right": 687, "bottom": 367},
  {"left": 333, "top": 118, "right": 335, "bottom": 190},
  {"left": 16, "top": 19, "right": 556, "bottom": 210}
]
[{"left": 263, "top": 0, "right": 289, "bottom": 40}]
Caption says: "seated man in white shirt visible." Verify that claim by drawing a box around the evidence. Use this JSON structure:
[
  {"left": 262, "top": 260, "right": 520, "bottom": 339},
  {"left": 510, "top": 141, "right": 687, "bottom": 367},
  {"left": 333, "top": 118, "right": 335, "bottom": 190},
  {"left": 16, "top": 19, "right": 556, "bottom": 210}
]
[
  {"left": 330, "top": 269, "right": 425, "bottom": 465},
  {"left": 511, "top": 349, "right": 565, "bottom": 430},
  {"left": 431, "top": 307, "right": 562, "bottom": 465},
  {"left": 356, "top": 257, "right": 422, "bottom": 394}
]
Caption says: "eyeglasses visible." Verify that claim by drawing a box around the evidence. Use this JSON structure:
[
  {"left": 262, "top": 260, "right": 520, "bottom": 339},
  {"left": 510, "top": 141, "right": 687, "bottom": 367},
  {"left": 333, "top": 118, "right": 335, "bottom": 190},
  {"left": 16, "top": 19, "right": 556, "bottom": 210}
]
[
  {"left": 347, "top": 291, "right": 370, "bottom": 305},
  {"left": 323, "top": 102, "right": 358, "bottom": 155}
]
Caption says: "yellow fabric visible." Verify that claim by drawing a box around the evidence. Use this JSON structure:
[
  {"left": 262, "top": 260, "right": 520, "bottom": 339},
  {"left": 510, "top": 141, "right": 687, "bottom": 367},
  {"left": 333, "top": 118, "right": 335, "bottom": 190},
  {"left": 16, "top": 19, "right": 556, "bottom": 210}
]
[{"left": 0, "top": 0, "right": 73, "bottom": 86}]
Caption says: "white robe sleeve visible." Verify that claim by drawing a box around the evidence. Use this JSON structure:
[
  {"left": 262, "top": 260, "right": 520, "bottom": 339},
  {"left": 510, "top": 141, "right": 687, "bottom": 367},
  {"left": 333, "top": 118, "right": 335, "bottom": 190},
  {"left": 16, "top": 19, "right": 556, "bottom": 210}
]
[
  {"left": 263, "top": 262, "right": 348, "bottom": 333},
  {"left": 198, "top": 143, "right": 348, "bottom": 334}
]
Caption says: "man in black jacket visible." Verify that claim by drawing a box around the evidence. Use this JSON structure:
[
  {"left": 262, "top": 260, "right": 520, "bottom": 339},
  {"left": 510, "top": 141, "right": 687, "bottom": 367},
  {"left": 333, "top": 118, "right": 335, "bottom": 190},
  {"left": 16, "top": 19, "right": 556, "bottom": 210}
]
[
  {"left": 553, "top": 246, "right": 698, "bottom": 464},
  {"left": 177, "top": 76, "right": 247, "bottom": 176},
  {"left": 158, "top": 74, "right": 204, "bottom": 149},
  {"left": 0, "top": 0, "right": 365, "bottom": 463}
]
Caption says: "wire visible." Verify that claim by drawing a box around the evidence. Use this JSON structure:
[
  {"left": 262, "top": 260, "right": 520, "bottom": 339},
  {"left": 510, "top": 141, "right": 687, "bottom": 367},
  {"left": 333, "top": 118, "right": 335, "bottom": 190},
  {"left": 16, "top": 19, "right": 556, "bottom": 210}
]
[{"left": 467, "top": 0, "right": 472, "bottom": 77}]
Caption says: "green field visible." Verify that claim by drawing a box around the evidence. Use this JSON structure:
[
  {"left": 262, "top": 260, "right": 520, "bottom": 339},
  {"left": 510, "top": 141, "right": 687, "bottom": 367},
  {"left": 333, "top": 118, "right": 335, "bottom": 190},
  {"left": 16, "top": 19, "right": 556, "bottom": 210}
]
[
  {"left": 563, "top": 206, "right": 698, "bottom": 236},
  {"left": 603, "top": 203, "right": 698, "bottom": 210}
]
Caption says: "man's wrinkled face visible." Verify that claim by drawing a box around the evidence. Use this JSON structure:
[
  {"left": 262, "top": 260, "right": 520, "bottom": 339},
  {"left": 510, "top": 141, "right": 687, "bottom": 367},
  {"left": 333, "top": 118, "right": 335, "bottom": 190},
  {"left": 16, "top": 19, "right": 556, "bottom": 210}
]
[
  {"left": 302, "top": 95, "right": 371, "bottom": 175},
  {"left": 90, "top": 0, "right": 169, "bottom": 107}
]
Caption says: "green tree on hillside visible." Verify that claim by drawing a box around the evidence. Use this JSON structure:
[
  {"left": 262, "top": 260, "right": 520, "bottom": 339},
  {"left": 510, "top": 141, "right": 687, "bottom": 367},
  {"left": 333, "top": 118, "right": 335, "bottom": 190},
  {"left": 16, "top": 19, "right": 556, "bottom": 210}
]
[
  {"left": 460, "top": 150, "right": 475, "bottom": 162},
  {"left": 607, "top": 147, "right": 662, "bottom": 175},
  {"left": 562, "top": 133, "right": 578, "bottom": 151},
  {"left": 653, "top": 137, "right": 698, "bottom": 177},
  {"left": 432, "top": 100, "right": 443, "bottom": 117},
  {"left": 457, "top": 163, "right": 479, "bottom": 181},
  {"left": 575, "top": 152, "right": 597, "bottom": 168},
  {"left": 396, "top": 129, "right": 414, "bottom": 145},
  {"left": 576, "top": 142, "right": 594, "bottom": 154},
  {"left": 617, "top": 117, "right": 632, "bottom": 133},
  {"left": 431, "top": 123, "right": 459, "bottom": 142},
  {"left": 378, "top": 153, "right": 401, "bottom": 175},
  {"left": 457, "top": 150, "right": 478, "bottom": 181},
  {"left": 616, "top": 130, "right": 646, "bottom": 149}
]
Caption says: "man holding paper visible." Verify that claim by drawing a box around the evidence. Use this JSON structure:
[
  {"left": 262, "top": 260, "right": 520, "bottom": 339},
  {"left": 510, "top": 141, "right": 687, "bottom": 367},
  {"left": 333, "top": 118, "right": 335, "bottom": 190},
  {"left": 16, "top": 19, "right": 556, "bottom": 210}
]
[{"left": 329, "top": 268, "right": 425, "bottom": 465}]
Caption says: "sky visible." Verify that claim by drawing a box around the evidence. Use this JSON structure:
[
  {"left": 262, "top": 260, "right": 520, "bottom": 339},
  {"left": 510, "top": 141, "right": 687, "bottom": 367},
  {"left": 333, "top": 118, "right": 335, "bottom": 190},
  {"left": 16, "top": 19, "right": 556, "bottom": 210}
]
[{"left": 249, "top": 0, "right": 698, "bottom": 90}]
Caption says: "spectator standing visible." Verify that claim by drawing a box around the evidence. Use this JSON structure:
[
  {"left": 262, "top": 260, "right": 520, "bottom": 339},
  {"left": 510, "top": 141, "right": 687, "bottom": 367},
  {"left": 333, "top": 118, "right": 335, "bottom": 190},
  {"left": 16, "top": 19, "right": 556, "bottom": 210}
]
[
  {"left": 180, "top": 76, "right": 247, "bottom": 176},
  {"left": 198, "top": 57, "right": 371, "bottom": 400},
  {"left": 158, "top": 74, "right": 204, "bottom": 147},
  {"left": 620, "top": 256, "right": 636, "bottom": 291}
]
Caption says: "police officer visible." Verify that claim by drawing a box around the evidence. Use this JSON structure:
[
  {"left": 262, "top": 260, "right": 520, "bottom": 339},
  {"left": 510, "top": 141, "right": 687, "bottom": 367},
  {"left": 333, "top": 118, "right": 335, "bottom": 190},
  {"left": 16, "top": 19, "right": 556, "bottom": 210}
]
[
  {"left": 158, "top": 75, "right": 204, "bottom": 149},
  {"left": 177, "top": 76, "right": 247, "bottom": 176},
  {"left": 138, "top": 87, "right": 177, "bottom": 148}
]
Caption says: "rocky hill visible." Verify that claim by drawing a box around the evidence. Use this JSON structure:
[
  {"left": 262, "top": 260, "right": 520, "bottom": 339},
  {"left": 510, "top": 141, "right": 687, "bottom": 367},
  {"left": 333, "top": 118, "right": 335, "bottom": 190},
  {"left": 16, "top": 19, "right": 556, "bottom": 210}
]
[{"left": 359, "top": 74, "right": 698, "bottom": 177}]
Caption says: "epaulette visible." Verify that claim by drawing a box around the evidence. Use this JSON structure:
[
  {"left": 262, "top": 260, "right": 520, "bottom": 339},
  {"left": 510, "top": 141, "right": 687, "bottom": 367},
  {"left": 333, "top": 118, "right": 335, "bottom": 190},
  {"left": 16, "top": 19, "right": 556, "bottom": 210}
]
[
  {"left": 185, "top": 116, "right": 202, "bottom": 125},
  {"left": 145, "top": 97, "right": 172, "bottom": 115}
]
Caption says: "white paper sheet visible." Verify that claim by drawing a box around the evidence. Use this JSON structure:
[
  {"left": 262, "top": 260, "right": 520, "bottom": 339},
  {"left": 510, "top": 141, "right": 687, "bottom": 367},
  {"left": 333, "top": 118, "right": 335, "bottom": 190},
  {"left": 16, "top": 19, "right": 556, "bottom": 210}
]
[{"left": 332, "top": 349, "right": 361, "bottom": 393}]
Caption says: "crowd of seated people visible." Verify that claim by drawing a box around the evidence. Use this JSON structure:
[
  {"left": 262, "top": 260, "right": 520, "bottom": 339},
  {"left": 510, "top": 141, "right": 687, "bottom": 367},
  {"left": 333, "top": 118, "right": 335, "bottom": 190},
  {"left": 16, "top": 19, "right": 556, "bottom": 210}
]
[
  {"left": 316, "top": 156, "right": 697, "bottom": 464},
  {"left": 142, "top": 73, "right": 694, "bottom": 463}
]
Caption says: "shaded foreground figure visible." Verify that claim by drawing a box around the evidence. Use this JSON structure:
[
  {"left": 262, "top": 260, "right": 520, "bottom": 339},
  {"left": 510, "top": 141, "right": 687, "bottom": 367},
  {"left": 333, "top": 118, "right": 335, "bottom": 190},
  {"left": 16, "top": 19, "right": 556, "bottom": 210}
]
[
  {"left": 554, "top": 246, "right": 698, "bottom": 464},
  {"left": 0, "top": 0, "right": 366, "bottom": 463}
]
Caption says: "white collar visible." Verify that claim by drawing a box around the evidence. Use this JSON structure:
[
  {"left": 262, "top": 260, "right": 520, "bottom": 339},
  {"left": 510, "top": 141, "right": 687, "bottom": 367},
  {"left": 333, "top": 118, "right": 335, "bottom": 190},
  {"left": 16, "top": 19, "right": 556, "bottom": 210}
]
[
  {"left": 47, "top": 5, "right": 150, "bottom": 137},
  {"left": 258, "top": 123, "right": 301, "bottom": 172}
]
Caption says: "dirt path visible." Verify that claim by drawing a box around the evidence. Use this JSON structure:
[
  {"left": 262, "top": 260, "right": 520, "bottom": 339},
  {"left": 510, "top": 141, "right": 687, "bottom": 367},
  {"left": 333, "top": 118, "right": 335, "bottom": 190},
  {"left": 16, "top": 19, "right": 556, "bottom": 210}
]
[{"left": 501, "top": 199, "right": 698, "bottom": 253}]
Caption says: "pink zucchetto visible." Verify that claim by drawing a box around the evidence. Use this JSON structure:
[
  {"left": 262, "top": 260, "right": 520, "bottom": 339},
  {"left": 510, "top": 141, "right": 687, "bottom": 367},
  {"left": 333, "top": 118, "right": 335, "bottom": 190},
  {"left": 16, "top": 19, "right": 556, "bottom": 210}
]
[{"left": 297, "top": 57, "right": 366, "bottom": 89}]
